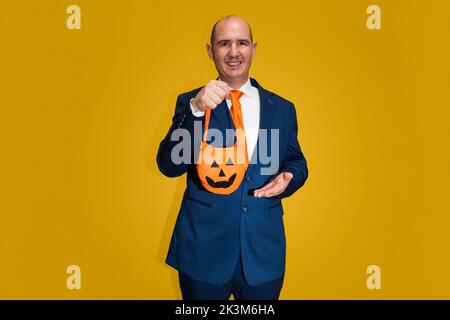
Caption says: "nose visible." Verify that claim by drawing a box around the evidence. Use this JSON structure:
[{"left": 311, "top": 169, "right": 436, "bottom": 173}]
[{"left": 229, "top": 42, "right": 239, "bottom": 57}]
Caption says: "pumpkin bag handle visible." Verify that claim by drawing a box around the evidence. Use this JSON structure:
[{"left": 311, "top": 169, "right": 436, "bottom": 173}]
[{"left": 202, "top": 107, "right": 211, "bottom": 143}]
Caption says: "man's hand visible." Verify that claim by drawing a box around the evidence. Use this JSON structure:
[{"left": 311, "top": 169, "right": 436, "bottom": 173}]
[
  {"left": 253, "top": 172, "right": 293, "bottom": 198},
  {"left": 192, "top": 80, "right": 231, "bottom": 112}
]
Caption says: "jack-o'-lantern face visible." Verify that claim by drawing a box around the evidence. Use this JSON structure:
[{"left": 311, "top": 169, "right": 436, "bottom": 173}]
[
  {"left": 205, "top": 159, "right": 237, "bottom": 189},
  {"left": 197, "top": 141, "right": 248, "bottom": 195},
  {"left": 197, "top": 108, "right": 249, "bottom": 195}
]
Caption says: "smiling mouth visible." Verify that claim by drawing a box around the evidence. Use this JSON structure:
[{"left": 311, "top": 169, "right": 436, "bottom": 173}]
[
  {"left": 226, "top": 61, "right": 242, "bottom": 68},
  {"left": 206, "top": 173, "right": 237, "bottom": 188}
]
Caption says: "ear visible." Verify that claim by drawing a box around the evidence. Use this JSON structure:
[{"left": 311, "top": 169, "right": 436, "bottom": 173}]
[
  {"left": 252, "top": 41, "right": 258, "bottom": 58},
  {"left": 206, "top": 43, "right": 214, "bottom": 60}
]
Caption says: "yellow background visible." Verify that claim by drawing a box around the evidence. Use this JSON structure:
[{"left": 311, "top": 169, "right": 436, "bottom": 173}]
[{"left": 1, "top": 0, "right": 449, "bottom": 299}]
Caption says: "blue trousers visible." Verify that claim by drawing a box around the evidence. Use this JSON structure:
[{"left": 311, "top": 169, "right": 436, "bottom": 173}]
[{"left": 178, "top": 254, "right": 284, "bottom": 300}]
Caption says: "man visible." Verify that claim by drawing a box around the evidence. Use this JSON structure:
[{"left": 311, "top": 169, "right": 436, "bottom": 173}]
[{"left": 156, "top": 15, "right": 308, "bottom": 300}]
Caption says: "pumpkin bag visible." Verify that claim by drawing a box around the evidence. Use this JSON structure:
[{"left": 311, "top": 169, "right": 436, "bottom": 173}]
[{"left": 196, "top": 98, "right": 249, "bottom": 195}]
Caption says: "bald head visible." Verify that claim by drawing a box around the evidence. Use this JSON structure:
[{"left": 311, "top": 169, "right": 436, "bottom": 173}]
[
  {"left": 210, "top": 15, "right": 253, "bottom": 45},
  {"left": 206, "top": 15, "right": 257, "bottom": 88}
]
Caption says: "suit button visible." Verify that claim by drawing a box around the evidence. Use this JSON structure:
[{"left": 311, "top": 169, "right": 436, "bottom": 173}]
[{"left": 242, "top": 206, "right": 247, "bottom": 213}]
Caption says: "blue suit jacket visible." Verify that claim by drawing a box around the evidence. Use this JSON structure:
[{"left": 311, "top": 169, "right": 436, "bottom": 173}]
[{"left": 157, "top": 78, "right": 308, "bottom": 285}]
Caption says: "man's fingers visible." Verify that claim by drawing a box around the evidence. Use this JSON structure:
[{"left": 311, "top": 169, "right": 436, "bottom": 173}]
[
  {"left": 263, "top": 185, "right": 280, "bottom": 196},
  {"left": 215, "top": 80, "right": 230, "bottom": 91},
  {"left": 283, "top": 172, "right": 293, "bottom": 181},
  {"left": 253, "top": 172, "right": 294, "bottom": 198},
  {"left": 212, "top": 86, "right": 228, "bottom": 100},
  {"left": 208, "top": 90, "right": 223, "bottom": 105},
  {"left": 260, "top": 184, "right": 283, "bottom": 198},
  {"left": 254, "top": 188, "right": 266, "bottom": 197},
  {"left": 215, "top": 81, "right": 231, "bottom": 99},
  {"left": 254, "top": 182, "right": 276, "bottom": 197},
  {"left": 256, "top": 181, "right": 275, "bottom": 193},
  {"left": 205, "top": 97, "right": 218, "bottom": 109},
  {"left": 254, "top": 175, "right": 292, "bottom": 198},
  {"left": 255, "top": 185, "right": 278, "bottom": 198},
  {"left": 203, "top": 85, "right": 228, "bottom": 107}
]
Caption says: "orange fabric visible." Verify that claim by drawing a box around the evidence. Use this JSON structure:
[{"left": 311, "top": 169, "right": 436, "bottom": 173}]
[
  {"left": 196, "top": 90, "right": 249, "bottom": 195},
  {"left": 229, "top": 90, "right": 249, "bottom": 164}
]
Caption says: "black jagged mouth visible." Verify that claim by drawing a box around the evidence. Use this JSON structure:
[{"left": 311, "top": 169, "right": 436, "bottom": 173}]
[{"left": 205, "top": 173, "right": 237, "bottom": 188}]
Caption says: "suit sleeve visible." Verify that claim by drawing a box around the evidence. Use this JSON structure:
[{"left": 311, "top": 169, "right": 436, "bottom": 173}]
[
  {"left": 156, "top": 93, "right": 204, "bottom": 177},
  {"left": 277, "top": 102, "right": 308, "bottom": 199}
]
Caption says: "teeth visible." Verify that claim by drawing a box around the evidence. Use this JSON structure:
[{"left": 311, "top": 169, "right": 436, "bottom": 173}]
[{"left": 227, "top": 61, "right": 241, "bottom": 66}]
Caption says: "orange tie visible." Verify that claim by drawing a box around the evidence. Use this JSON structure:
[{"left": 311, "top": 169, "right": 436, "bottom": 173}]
[{"left": 229, "top": 90, "right": 249, "bottom": 165}]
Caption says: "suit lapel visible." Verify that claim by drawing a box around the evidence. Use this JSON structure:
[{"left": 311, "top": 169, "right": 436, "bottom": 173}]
[{"left": 248, "top": 78, "right": 276, "bottom": 176}]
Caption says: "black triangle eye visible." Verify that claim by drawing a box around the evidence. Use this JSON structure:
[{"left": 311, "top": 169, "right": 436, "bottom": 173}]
[
  {"left": 211, "top": 160, "right": 219, "bottom": 168},
  {"left": 226, "top": 158, "right": 233, "bottom": 165}
]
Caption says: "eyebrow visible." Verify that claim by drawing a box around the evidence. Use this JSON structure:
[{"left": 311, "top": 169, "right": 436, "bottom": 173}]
[{"left": 216, "top": 39, "right": 250, "bottom": 44}]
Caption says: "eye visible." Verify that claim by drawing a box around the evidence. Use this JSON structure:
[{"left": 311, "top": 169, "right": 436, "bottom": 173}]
[{"left": 239, "top": 41, "right": 248, "bottom": 46}]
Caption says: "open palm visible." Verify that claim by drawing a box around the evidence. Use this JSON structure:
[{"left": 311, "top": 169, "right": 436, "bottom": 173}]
[{"left": 253, "top": 172, "right": 293, "bottom": 198}]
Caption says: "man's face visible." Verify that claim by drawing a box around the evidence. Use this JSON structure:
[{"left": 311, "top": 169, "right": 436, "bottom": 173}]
[{"left": 207, "top": 18, "right": 257, "bottom": 84}]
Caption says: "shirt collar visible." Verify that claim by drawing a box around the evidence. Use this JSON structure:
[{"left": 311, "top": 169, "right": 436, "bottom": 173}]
[
  {"left": 237, "top": 78, "right": 253, "bottom": 97},
  {"left": 221, "top": 77, "right": 253, "bottom": 98}
]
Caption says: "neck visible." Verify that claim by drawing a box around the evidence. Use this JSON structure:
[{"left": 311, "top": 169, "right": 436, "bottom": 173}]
[{"left": 220, "top": 76, "right": 249, "bottom": 89}]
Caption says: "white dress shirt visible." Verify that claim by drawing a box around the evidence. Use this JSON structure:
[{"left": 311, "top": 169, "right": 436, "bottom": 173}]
[{"left": 190, "top": 78, "right": 260, "bottom": 160}]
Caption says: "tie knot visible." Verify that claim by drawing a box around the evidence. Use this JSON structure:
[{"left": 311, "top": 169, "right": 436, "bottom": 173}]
[{"left": 230, "top": 90, "right": 244, "bottom": 100}]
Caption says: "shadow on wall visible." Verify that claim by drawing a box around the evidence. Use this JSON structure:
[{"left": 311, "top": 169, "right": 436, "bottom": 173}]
[{"left": 144, "top": 77, "right": 213, "bottom": 299}]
